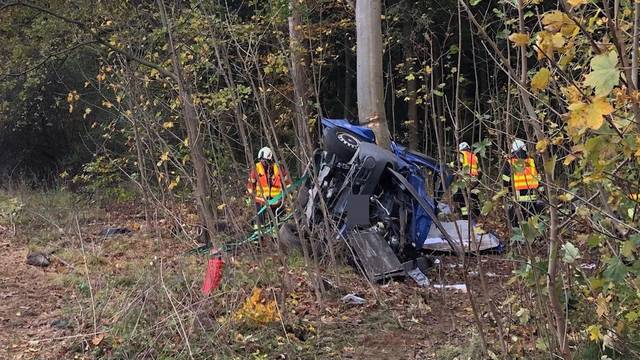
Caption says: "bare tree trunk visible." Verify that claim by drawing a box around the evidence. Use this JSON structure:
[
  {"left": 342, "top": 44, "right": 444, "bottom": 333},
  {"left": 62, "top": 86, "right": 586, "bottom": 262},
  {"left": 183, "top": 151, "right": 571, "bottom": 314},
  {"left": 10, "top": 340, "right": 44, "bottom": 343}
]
[
  {"left": 355, "top": 0, "right": 391, "bottom": 148},
  {"left": 288, "top": 0, "right": 313, "bottom": 161},
  {"left": 158, "top": 0, "right": 217, "bottom": 244},
  {"left": 344, "top": 34, "right": 354, "bottom": 119},
  {"left": 403, "top": 21, "right": 418, "bottom": 150}
]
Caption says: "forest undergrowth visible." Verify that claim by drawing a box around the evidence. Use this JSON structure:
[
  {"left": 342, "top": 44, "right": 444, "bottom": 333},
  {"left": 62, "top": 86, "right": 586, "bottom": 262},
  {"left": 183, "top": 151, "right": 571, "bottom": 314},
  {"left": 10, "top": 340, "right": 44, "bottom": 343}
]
[{"left": 0, "top": 187, "right": 619, "bottom": 359}]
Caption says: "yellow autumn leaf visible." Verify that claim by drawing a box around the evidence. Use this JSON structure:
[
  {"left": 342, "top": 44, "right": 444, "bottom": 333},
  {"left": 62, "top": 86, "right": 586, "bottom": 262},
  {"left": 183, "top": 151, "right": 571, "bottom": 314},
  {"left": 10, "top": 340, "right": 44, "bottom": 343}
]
[
  {"left": 562, "top": 85, "right": 582, "bottom": 103},
  {"left": 563, "top": 154, "right": 577, "bottom": 166},
  {"left": 162, "top": 121, "right": 174, "bottom": 129},
  {"left": 567, "top": 0, "right": 587, "bottom": 8},
  {"left": 535, "top": 31, "right": 554, "bottom": 60},
  {"left": 160, "top": 151, "right": 169, "bottom": 162},
  {"left": 596, "top": 294, "right": 611, "bottom": 318},
  {"left": 168, "top": 180, "right": 178, "bottom": 190},
  {"left": 542, "top": 11, "right": 567, "bottom": 32},
  {"left": 567, "top": 97, "right": 613, "bottom": 133},
  {"left": 233, "top": 288, "right": 280, "bottom": 324},
  {"left": 217, "top": 203, "right": 226, "bottom": 210},
  {"left": 531, "top": 68, "right": 551, "bottom": 92},
  {"left": 551, "top": 33, "right": 565, "bottom": 48},
  {"left": 508, "top": 33, "right": 529, "bottom": 47},
  {"left": 558, "top": 193, "right": 574, "bottom": 202},
  {"left": 587, "top": 324, "right": 603, "bottom": 341},
  {"left": 541, "top": 10, "right": 578, "bottom": 37},
  {"left": 536, "top": 138, "right": 550, "bottom": 153}
]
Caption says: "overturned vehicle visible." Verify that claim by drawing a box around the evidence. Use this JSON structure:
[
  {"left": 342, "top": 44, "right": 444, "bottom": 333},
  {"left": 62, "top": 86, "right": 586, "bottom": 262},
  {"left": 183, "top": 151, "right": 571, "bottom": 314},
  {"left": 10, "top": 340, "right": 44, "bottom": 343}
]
[{"left": 280, "top": 118, "right": 501, "bottom": 283}]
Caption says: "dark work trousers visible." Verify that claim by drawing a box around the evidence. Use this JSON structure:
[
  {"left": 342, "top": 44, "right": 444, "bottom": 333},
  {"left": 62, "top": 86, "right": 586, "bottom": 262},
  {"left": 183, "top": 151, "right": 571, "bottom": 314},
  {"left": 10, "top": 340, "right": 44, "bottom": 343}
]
[
  {"left": 453, "top": 188, "right": 480, "bottom": 219},
  {"left": 509, "top": 201, "right": 543, "bottom": 227},
  {"left": 255, "top": 202, "right": 281, "bottom": 227}
]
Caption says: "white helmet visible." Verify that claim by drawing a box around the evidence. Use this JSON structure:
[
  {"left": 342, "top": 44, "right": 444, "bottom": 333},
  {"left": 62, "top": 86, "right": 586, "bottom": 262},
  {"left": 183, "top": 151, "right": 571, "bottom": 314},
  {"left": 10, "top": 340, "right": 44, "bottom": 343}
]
[
  {"left": 458, "top": 142, "right": 470, "bottom": 151},
  {"left": 257, "top": 146, "right": 273, "bottom": 160},
  {"left": 511, "top": 139, "right": 526, "bottom": 153}
]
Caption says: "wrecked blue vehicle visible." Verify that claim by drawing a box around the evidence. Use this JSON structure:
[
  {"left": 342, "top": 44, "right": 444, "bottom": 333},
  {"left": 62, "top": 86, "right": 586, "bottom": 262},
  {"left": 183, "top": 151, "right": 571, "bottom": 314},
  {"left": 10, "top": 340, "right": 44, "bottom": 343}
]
[{"left": 280, "top": 118, "right": 501, "bottom": 282}]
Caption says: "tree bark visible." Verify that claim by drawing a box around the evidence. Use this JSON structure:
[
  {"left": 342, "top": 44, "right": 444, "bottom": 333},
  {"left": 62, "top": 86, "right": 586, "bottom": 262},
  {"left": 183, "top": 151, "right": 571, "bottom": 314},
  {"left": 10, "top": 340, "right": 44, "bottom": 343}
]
[
  {"left": 288, "top": 0, "right": 313, "bottom": 161},
  {"left": 402, "top": 20, "right": 418, "bottom": 150},
  {"left": 344, "top": 34, "right": 354, "bottom": 119},
  {"left": 355, "top": 0, "right": 391, "bottom": 148},
  {"left": 158, "top": 0, "right": 217, "bottom": 245}
]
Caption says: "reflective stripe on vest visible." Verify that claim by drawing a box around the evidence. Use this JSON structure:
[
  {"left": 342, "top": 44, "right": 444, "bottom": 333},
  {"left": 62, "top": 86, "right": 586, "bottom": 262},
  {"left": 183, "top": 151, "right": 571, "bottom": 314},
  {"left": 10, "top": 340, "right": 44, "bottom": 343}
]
[
  {"left": 509, "top": 158, "right": 539, "bottom": 191},
  {"left": 461, "top": 151, "right": 479, "bottom": 177},
  {"left": 254, "top": 162, "right": 283, "bottom": 201}
]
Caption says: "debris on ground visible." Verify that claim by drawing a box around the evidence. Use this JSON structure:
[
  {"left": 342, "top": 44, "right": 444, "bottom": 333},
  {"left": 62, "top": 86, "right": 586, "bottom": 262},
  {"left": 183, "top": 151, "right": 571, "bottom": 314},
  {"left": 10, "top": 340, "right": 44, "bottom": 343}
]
[
  {"left": 99, "top": 227, "right": 132, "bottom": 237},
  {"left": 423, "top": 220, "right": 502, "bottom": 253},
  {"left": 50, "top": 318, "right": 71, "bottom": 329},
  {"left": 433, "top": 284, "right": 468, "bottom": 293},
  {"left": 26, "top": 251, "right": 50, "bottom": 267},
  {"left": 341, "top": 293, "right": 367, "bottom": 305},
  {"left": 406, "top": 268, "right": 430, "bottom": 286}
]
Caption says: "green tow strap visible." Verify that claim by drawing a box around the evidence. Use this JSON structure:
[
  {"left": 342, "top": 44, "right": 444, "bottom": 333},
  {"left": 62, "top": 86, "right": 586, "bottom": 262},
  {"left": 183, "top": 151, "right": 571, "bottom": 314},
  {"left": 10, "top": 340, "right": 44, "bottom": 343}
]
[
  {"left": 254, "top": 175, "right": 307, "bottom": 218},
  {"left": 186, "top": 175, "right": 308, "bottom": 255}
]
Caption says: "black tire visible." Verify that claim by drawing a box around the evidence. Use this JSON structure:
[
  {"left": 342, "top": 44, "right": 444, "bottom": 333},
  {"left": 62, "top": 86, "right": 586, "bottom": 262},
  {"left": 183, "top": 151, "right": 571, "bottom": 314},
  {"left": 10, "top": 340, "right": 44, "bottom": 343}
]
[
  {"left": 322, "top": 127, "right": 361, "bottom": 162},
  {"left": 278, "top": 223, "right": 302, "bottom": 253}
]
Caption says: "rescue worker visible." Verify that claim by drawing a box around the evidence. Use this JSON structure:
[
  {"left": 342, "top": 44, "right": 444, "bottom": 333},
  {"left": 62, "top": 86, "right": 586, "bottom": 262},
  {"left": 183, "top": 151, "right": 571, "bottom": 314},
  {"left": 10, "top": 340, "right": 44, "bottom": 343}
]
[
  {"left": 247, "top": 147, "right": 290, "bottom": 227},
  {"left": 454, "top": 142, "right": 480, "bottom": 219},
  {"left": 503, "top": 139, "right": 542, "bottom": 226}
]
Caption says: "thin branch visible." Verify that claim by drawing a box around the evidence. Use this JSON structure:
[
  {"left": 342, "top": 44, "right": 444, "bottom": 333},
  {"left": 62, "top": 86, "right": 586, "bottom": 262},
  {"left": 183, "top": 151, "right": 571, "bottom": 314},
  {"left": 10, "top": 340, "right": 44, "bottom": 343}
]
[
  {"left": 3, "top": 0, "right": 177, "bottom": 81},
  {"left": 0, "top": 40, "right": 97, "bottom": 80}
]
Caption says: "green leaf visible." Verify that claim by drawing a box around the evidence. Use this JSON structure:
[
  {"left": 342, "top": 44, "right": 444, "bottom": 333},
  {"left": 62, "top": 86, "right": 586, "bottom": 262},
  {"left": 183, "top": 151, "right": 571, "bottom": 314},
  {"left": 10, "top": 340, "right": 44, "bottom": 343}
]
[
  {"left": 562, "top": 242, "right": 581, "bottom": 263},
  {"left": 626, "top": 311, "right": 639, "bottom": 322},
  {"left": 583, "top": 51, "right": 620, "bottom": 97},
  {"left": 535, "top": 338, "right": 549, "bottom": 351},
  {"left": 472, "top": 138, "right": 492, "bottom": 157},
  {"left": 543, "top": 155, "right": 556, "bottom": 177},
  {"left": 469, "top": 0, "right": 483, "bottom": 6},
  {"left": 481, "top": 200, "right": 494, "bottom": 215},
  {"left": 621, "top": 240, "right": 636, "bottom": 258},
  {"left": 604, "top": 257, "right": 629, "bottom": 282}
]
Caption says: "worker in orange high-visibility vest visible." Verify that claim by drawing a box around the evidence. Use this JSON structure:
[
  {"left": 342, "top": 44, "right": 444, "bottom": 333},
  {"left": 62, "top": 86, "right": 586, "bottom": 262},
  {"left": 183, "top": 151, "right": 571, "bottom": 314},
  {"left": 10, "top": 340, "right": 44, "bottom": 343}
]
[
  {"left": 454, "top": 142, "right": 481, "bottom": 219},
  {"left": 247, "top": 147, "right": 290, "bottom": 227},
  {"left": 503, "top": 139, "right": 543, "bottom": 226}
]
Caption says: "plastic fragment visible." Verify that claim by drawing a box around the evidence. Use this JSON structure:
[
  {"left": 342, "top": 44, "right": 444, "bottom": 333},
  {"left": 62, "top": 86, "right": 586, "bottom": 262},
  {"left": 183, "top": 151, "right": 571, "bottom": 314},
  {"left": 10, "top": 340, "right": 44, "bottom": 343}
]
[{"left": 341, "top": 293, "right": 366, "bottom": 305}]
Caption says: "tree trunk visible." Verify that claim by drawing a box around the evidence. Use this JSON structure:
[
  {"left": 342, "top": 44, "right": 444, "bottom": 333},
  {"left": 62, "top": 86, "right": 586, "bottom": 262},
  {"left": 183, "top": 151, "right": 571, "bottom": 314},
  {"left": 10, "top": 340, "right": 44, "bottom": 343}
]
[
  {"left": 403, "top": 21, "right": 418, "bottom": 150},
  {"left": 158, "top": 0, "right": 217, "bottom": 245},
  {"left": 355, "top": 0, "right": 391, "bottom": 148},
  {"left": 344, "top": 34, "right": 354, "bottom": 119},
  {"left": 288, "top": 0, "right": 313, "bottom": 161}
]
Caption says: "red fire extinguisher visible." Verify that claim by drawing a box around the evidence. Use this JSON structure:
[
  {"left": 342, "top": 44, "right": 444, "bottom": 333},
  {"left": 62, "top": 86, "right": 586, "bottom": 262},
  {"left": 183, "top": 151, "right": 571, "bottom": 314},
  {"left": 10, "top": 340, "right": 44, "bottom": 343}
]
[{"left": 201, "top": 249, "right": 224, "bottom": 295}]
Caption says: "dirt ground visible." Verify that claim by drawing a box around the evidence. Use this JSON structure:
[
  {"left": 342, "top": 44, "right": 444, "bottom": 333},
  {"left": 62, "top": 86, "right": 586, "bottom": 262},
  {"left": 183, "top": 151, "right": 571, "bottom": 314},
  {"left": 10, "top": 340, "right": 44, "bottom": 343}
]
[
  {"left": 0, "top": 199, "right": 523, "bottom": 359},
  {"left": 0, "top": 241, "right": 69, "bottom": 359}
]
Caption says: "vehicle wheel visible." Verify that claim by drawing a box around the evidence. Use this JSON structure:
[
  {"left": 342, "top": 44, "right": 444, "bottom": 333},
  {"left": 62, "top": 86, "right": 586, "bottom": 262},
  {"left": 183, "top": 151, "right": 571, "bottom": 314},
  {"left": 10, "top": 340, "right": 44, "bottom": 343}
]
[
  {"left": 277, "top": 223, "right": 301, "bottom": 253},
  {"left": 323, "top": 127, "right": 361, "bottom": 162}
]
